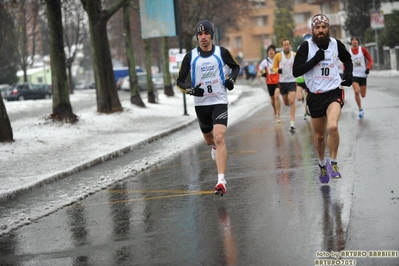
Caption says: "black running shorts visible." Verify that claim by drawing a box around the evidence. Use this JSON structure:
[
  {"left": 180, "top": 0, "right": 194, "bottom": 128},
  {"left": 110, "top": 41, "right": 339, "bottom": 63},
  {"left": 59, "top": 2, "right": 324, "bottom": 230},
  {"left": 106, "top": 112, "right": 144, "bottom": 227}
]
[
  {"left": 279, "top": 82, "right": 297, "bottom": 95},
  {"left": 266, "top": 83, "right": 279, "bottom": 97},
  {"left": 195, "top": 104, "right": 228, "bottom": 133},
  {"left": 352, "top": 77, "right": 367, "bottom": 86},
  {"left": 306, "top": 88, "right": 345, "bottom": 118}
]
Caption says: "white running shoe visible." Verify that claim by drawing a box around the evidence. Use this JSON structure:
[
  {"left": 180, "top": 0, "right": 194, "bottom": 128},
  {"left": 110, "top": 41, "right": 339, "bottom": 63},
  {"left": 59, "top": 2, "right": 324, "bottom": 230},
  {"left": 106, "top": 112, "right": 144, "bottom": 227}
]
[
  {"left": 214, "top": 181, "right": 226, "bottom": 196},
  {"left": 289, "top": 121, "right": 295, "bottom": 131},
  {"left": 211, "top": 146, "right": 216, "bottom": 160}
]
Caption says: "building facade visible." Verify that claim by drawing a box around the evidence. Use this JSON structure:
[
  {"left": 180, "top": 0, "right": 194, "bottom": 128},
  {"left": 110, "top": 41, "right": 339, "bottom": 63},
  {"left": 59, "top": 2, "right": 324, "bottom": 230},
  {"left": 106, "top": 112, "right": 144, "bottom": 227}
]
[{"left": 220, "top": 0, "right": 364, "bottom": 64}]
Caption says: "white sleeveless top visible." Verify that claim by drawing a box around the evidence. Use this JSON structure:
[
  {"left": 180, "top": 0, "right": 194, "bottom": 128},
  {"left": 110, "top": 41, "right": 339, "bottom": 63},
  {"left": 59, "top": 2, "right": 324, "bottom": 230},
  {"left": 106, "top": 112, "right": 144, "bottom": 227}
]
[
  {"left": 279, "top": 51, "right": 296, "bottom": 83},
  {"left": 190, "top": 46, "right": 228, "bottom": 106},
  {"left": 304, "top": 38, "right": 341, "bottom": 93},
  {"left": 349, "top": 46, "right": 367, "bottom": 78}
]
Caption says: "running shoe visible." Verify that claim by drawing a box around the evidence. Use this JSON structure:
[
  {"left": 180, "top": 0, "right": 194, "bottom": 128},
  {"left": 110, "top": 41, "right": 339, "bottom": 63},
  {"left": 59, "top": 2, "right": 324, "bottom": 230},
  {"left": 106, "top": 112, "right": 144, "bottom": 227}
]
[
  {"left": 319, "top": 164, "right": 330, "bottom": 184},
  {"left": 289, "top": 121, "right": 295, "bottom": 131},
  {"left": 211, "top": 146, "right": 216, "bottom": 160},
  {"left": 330, "top": 161, "right": 342, "bottom": 179},
  {"left": 359, "top": 109, "right": 364, "bottom": 118},
  {"left": 214, "top": 182, "right": 226, "bottom": 196}
]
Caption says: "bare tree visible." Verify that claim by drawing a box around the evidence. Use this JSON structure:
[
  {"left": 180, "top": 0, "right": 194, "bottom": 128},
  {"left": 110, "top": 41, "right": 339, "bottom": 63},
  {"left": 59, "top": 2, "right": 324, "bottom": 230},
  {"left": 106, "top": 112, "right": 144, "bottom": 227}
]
[
  {"left": 0, "top": 2, "right": 18, "bottom": 85},
  {"left": 45, "top": 0, "right": 77, "bottom": 123},
  {"left": 143, "top": 38, "right": 156, "bottom": 103},
  {"left": 62, "top": 0, "right": 88, "bottom": 94},
  {"left": 123, "top": 2, "right": 145, "bottom": 107},
  {"left": 7, "top": 1, "right": 41, "bottom": 82},
  {"left": 177, "top": 0, "right": 252, "bottom": 51},
  {"left": 161, "top": 37, "right": 174, "bottom": 97},
  {"left": 80, "top": 0, "right": 128, "bottom": 113},
  {"left": 0, "top": 93, "right": 13, "bottom": 142}
]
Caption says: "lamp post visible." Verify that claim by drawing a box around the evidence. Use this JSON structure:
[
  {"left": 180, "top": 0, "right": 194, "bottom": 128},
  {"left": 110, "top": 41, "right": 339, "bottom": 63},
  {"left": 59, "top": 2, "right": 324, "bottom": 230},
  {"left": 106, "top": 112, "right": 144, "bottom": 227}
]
[
  {"left": 372, "top": 0, "right": 380, "bottom": 70},
  {"left": 174, "top": 0, "right": 189, "bottom": 116}
]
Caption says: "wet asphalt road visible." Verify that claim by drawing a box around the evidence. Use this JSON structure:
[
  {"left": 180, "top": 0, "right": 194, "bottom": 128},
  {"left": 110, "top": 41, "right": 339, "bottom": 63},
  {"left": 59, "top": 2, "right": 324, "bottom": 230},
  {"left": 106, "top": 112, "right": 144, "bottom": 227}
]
[{"left": 0, "top": 76, "right": 399, "bottom": 266}]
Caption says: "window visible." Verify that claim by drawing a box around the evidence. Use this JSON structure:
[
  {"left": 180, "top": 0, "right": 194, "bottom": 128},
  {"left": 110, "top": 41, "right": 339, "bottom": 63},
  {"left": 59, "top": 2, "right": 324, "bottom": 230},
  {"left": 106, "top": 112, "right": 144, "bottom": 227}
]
[
  {"left": 250, "top": 0, "right": 266, "bottom": 7},
  {"left": 234, "top": 36, "right": 242, "bottom": 49},
  {"left": 294, "top": 12, "right": 311, "bottom": 24},
  {"left": 256, "top": 16, "right": 269, "bottom": 26}
]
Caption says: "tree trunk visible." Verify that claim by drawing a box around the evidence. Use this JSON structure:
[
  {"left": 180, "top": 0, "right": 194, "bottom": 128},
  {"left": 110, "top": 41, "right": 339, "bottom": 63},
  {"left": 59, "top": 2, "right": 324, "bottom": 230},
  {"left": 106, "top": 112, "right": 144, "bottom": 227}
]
[
  {"left": 144, "top": 39, "right": 156, "bottom": 103},
  {"left": 83, "top": 0, "right": 123, "bottom": 113},
  {"left": 162, "top": 37, "right": 174, "bottom": 96},
  {"left": 45, "top": 0, "right": 77, "bottom": 123},
  {"left": 123, "top": 4, "right": 145, "bottom": 107},
  {"left": 66, "top": 58, "right": 74, "bottom": 94},
  {"left": 0, "top": 94, "right": 13, "bottom": 142}
]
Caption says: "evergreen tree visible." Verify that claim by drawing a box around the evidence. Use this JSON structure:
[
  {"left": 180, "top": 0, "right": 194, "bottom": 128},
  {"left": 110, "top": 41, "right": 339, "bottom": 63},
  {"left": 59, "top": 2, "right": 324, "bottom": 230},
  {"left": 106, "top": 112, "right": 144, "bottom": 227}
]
[
  {"left": 379, "top": 10, "right": 399, "bottom": 48},
  {"left": 344, "top": 0, "right": 381, "bottom": 42},
  {"left": 273, "top": 0, "right": 295, "bottom": 46}
]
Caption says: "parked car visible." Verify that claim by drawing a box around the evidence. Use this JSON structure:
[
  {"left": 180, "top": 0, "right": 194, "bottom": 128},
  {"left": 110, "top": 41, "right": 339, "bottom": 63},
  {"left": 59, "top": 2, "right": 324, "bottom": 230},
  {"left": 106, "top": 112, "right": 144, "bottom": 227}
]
[
  {"left": 74, "top": 81, "right": 89, "bottom": 90},
  {"left": 116, "top": 77, "right": 125, "bottom": 90},
  {"left": 152, "top": 73, "right": 165, "bottom": 90},
  {"left": 0, "top": 84, "right": 12, "bottom": 97},
  {"left": 121, "top": 72, "right": 164, "bottom": 91},
  {"left": 4, "top": 83, "right": 52, "bottom": 101},
  {"left": 37, "top": 84, "right": 52, "bottom": 93}
]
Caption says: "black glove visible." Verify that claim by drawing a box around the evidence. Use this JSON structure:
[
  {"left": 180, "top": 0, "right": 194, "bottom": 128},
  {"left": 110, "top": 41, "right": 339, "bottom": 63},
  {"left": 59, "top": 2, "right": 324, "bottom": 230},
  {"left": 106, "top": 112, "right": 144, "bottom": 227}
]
[
  {"left": 224, "top": 78, "right": 235, "bottom": 91},
  {"left": 365, "top": 69, "right": 370, "bottom": 75},
  {"left": 261, "top": 71, "right": 267, "bottom": 77},
  {"left": 187, "top": 84, "right": 204, "bottom": 96},
  {"left": 341, "top": 72, "right": 353, "bottom": 87},
  {"left": 313, "top": 48, "right": 325, "bottom": 62},
  {"left": 278, "top": 68, "right": 283, "bottom": 74}
]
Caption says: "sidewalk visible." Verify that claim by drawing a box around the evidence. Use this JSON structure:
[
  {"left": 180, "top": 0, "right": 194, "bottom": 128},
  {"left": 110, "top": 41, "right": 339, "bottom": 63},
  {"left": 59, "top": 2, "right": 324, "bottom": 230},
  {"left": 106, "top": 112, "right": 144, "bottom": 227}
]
[
  {"left": 368, "top": 69, "right": 399, "bottom": 77},
  {"left": 0, "top": 84, "right": 265, "bottom": 201}
]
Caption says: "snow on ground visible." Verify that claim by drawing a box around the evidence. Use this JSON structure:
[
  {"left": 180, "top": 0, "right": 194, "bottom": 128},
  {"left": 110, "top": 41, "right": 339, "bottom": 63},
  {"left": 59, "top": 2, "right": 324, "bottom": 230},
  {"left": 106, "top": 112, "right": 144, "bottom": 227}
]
[{"left": 1, "top": 90, "right": 198, "bottom": 199}]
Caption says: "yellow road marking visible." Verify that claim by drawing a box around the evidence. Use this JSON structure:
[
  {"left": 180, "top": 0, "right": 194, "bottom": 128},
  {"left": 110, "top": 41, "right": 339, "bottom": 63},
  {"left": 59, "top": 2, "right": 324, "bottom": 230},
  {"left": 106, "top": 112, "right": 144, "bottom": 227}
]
[{"left": 67, "top": 190, "right": 214, "bottom": 208}]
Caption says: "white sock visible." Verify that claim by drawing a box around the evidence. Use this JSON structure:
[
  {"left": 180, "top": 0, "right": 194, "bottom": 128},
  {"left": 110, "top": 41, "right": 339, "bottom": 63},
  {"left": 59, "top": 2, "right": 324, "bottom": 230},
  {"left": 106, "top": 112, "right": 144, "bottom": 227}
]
[
  {"left": 218, "top": 174, "right": 226, "bottom": 184},
  {"left": 319, "top": 158, "right": 326, "bottom": 167}
]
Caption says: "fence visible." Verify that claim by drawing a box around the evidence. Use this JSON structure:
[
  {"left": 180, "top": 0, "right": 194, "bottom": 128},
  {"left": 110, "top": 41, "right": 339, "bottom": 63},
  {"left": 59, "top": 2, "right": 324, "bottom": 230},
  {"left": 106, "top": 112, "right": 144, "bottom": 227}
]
[{"left": 365, "top": 43, "right": 398, "bottom": 70}]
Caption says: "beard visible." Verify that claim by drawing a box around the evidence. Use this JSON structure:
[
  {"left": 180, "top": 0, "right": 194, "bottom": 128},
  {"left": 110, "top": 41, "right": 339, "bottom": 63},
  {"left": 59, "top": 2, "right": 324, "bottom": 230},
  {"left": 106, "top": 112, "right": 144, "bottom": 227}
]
[{"left": 312, "top": 31, "right": 330, "bottom": 48}]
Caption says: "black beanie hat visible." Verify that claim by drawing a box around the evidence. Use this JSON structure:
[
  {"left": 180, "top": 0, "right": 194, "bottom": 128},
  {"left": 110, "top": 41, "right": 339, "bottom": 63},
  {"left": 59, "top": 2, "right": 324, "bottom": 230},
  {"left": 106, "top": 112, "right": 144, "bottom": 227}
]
[{"left": 196, "top": 20, "right": 214, "bottom": 39}]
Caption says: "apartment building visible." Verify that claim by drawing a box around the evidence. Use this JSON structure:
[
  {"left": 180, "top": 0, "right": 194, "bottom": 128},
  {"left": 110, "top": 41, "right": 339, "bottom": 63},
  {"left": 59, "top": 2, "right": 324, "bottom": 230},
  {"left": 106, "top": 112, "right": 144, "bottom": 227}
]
[{"left": 221, "top": 0, "right": 321, "bottom": 63}]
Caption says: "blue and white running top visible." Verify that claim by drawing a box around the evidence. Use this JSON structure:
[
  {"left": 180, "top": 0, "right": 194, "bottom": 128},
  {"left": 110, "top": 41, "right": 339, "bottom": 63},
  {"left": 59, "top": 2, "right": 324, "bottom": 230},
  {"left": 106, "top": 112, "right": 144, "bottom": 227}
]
[{"left": 190, "top": 45, "right": 228, "bottom": 106}]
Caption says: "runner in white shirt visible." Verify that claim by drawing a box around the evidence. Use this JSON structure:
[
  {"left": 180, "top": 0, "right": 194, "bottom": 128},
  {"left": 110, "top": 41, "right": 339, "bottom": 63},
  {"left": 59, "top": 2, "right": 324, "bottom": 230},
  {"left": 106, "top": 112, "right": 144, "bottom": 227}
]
[
  {"left": 272, "top": 39, "right": 297, "bottom": 131},
  {"left": 293, "top": 14, "right": 353, "bottom": 184},
  {"left": 349, "top": 37, "right": 373, "bottom": 118},
  {"left": 176, "top": 20, "right": 240, "bottom": 196}
]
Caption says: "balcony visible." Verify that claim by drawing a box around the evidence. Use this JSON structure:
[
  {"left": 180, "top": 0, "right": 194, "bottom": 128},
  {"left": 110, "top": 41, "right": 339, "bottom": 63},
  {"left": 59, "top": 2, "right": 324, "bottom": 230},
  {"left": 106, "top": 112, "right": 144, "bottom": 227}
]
[
  {"left": 307, "top": 11, "right": 346, "bottom": 27},
  {"left": 250, "top": 25, "right": 274, "bottom": 36},
  {"left": 307, "top": 0, "right": 335, "bottom": 4}
]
